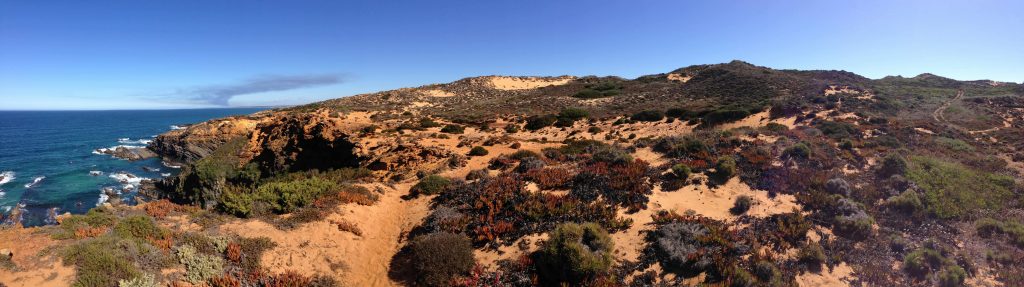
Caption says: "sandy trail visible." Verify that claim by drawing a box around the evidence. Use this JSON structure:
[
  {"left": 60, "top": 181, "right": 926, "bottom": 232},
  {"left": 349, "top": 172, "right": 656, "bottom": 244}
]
[
  {"left": 219, "top": 183, "right": 431, "bottom": 287},
  {"left": 932, "top": 89, "right": 963, "bottom": 123}
]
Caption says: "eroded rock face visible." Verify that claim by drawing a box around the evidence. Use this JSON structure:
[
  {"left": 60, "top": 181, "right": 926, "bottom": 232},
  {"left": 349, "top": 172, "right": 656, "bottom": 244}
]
[
  {"left": 242, "top": 110, "right": 363, "bottom": 174},
  {"left": 149, "top": 115, "right": 264, "bottom": 163}
]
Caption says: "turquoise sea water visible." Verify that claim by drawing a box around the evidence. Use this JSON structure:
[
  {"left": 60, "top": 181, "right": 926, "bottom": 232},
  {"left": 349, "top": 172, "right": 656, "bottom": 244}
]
[{"left": 0, "top": 108, "right": 265, "bottom": 226}]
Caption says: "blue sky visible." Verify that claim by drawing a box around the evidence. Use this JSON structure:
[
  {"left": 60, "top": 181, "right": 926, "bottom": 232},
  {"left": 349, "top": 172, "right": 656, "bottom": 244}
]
[{"left": 1, "top": 0, "right": 1022, "bottom": 110}]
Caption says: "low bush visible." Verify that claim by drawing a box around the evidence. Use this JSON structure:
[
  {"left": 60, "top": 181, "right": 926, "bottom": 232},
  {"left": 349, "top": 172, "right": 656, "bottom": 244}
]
[
  {"left": 53, "top": 207, "right": 117, "bottom": 240},
  {"left": 535, "top": 222, "right": 614, "bottom": 285},
  {"left": 572, "top": 83, "right": 621, "bottom": 99},
  {"left": 649, "top": 214, "right": 748, "bottom": 280},
  {"left": 976, "top": 218, "right": 1024, "bottom": 247},
  {"left": 763, "top": 122, "right": 789, "bottom": 132},
  {"left": 555, "top": 108, "right": 590, "bottom": 127},
  {"left": 468, "top": 146, "right": 489, "bottom": 156},
  {"left": 411, "top": 175, "right": 452, "bottom": 196},
  {"left": 114, "top": 215, "right": 169, "bottom": 241},
  {"left": 885, "top": 190, "right": 923, "bottom": 214},
  {"left": 832, "top": 198, "right": 875, "bottom": 240},
  {"left": 410, "top": 233, "right": 476, "bottom": 286},
  {"left": 817, "top": 120, "right": 859, "bottom": 139},
  {"left": 440, "top": 124, "right": 465, "bottom": 134},
  {"left": 712, "top": 156, "right": 737, "bottom": 183},
  {"left": 877, "top": 154, "right": 908, "bottom": 178},
  {"left": 63, "top": 236, "right": 143, "bottom": 287},
  {"left": 730, "top": 195, "right": 753, "bottom": 215},
  {"left": 175, "top": 244, "right": 224, "bottom": 284},
  {"left": 419, "top": 118, "right": 442, "bottom": 128},
  {"left": 233, "top": 236, "right": 277, "bottom": 271},
  {"left": 752, "top": 260, "right": 783, "bottom": 285},
  {"left": 587, "top": 126, "right": 602, "bottom": 134},
  {"left": 700, "top": 108, "right": 750, "bottom": 127},
  {"left": 118, "top": 274, "right": 157, "bottom": 287},
  {"left": 631, "top": 110, "right": 665, "bottom": 122},
  {"left": 906, "top": 156, "right": 1016, "bottom": 218},
  {"left": 782, "top": 143, "right": 811, "bottom": 159},
  {"left": 671, "top": 163, "right": 691, "bottom": 180},
  {"left": 798, "top": 242, "right": 827, "bottom": 267},
  {"left": 824, "top": 178, "right": 852, "bottom": 196},
  {"left": 903, "top": 245, "right": 965, "bottom": 285},
  {"left": 525, "top": 115, "right": 557, "bottom": 130}
]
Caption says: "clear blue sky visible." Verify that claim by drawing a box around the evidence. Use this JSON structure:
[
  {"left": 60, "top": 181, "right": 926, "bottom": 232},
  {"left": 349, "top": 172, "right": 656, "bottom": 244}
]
[{"left": 1, "top": 0, "right": 1022, "bottom": 110}]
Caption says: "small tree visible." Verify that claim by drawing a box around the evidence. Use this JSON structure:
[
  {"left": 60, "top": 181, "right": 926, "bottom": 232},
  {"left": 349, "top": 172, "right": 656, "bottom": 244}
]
[
  {"left": 410, "top": 233, "right": 475, "bottom": 286},
  {"left": 468, "top": 146, "right": 489, "bottom": 156},
  {"left": 535, "top": 222, "right": 614, "bottom": 284}
]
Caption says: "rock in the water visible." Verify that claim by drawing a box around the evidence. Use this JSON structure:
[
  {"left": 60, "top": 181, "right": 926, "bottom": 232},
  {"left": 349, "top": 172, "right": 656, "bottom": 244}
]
[{"left": 95, "top": 146, "right": 158, "bottom": 161}]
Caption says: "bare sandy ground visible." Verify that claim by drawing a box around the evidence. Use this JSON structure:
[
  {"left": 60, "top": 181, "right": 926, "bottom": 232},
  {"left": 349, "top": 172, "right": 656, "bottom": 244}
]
[
  {"left": 795, "top": 262, "right": 855, "bottom": 287},
  {"left": 486, "top": 76, "right": 574, "bottom": 90},
  {"left": 219, "top": 182, "right": 431, "bottom": 286},
  {"left": 666, "top": 73, "right": 692, "bottom": 83},
  {"left": 0, "top": 227, "right": 76, "bottom": 287}
]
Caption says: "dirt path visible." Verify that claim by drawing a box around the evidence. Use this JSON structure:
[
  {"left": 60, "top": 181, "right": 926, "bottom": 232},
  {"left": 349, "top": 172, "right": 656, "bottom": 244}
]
[
  {"left": 932, "top": 89, "right": 963, "bottom": 123},
  {"left": 219, "top": 183, "right": 432, "bottom": 287}
]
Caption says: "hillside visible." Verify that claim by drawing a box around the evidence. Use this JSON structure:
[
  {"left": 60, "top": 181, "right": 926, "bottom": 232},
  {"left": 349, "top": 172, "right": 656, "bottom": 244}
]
[{"left": 2, "top": 61, "right": 1024, "bottom": 287}]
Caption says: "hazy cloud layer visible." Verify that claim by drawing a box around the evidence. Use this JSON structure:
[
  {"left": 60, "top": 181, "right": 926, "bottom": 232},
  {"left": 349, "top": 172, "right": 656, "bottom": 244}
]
[{"left": 164, "top": 74, "right": 343, "bottom": 106}]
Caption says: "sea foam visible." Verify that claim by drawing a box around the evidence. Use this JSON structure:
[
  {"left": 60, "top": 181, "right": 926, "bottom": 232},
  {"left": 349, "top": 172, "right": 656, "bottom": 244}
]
[
  {"left": 24, "top": 176, "right": 45, "bottom": 188},
  {"left": 0, "top": 171, "right": 13, "bottom": 186}
]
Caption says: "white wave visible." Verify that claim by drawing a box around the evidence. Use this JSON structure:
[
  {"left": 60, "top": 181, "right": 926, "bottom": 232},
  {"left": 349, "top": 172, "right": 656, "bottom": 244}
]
[
  {"left": 93, "top": 145, "right": 145, "bottom": 156},
  {"left": 89, "top": 171, "right": 103, "bottom": 176},
  {"left": 24, "top": 176, "right": 45, "bottom": 188},
  {"left": 170, "top": 125, "right": 186, "bottom": 130},
  {"left": 1, "top": 206, "right": 10, "bottom": 213},
  {"left": 162, "top": 162, "right": 182, "bottom": 169},
  {"left": 97, "top": 192, "right": 109, "bottom": 206},
  {"left": 109, "top": 172, "right": 147, "bottom": 185},
  {"left": 161, "top": 173, "right": 171, "bottom": 177},
  {"left": 0, "top": 171, "right": 13, "bottom": 186},
  {"left": 117, "top": 138, "right": 153, "bottom": 145},
  {"left": 0, "top": 190, "right": 5, "bottom": 198}
]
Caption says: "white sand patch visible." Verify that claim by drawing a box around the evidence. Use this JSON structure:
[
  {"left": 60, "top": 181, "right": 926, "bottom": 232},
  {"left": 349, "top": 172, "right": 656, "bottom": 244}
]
[
  {"left": 795, "top": 262, "right": 855, "bottom": 287},
  {"left": 914, "top": 127, "right": 935, "bottom": 135},
  {"left": 718, "top": 111, "right": 770, "bottom": 130},
  {"left": 652, "top": 177, "right": 801, "bottom": 221},
  {"left": 421, "top": 89, "right": 455, "bottom": 97},
  {"left": 487, "top": 76, "right": 574, "bottom": 90},
  {"left": 666, "top": 73, "right": 691, "bottom": 83}
]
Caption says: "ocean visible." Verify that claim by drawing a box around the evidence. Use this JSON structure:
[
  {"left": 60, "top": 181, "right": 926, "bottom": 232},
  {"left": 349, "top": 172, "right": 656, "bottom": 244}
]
[{"left": 0, "top": 108, "right": 265, "bottom": 227}]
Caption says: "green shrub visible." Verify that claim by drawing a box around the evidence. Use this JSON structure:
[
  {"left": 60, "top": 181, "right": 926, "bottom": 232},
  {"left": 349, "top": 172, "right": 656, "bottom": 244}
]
[
  {"left": 798, "top": 242, "right": 826, "bottom": 266},
  {"left": 504, "top": 124, "right": 519, "bottom": 133},
  {"left": 410, "top": 233, "right": 476, "bottom": 286},
  {"left": 555, "top": 108, "right": 590, "bottom": 127},
  {"left": 763, "top": 122, "right": 789, "bottom": 132},
  {"left": 729, "top": 267, "right": 756, "bottom": 287},
  {"left": 440, "top": 124, "right": 465, "bottom": 134},
  {"left": 118, "top": 274, "right": 157, "bottom": 287},
  {"left": 712, "top": 156, "right": 737, "bottom": 183},
  {"left": 938, "top": 265, "right": 967, "bottom": 287},
  {"left": 631, "top": 110, "right": 665, "bottom": 122},
  {"left": 701, "top": 109, "right": 750, "bottom": 127},
  {"left": 936, "top": 137, "right": 974, "bottom": 152},
  {"left": 665, "top": 108, "right": 697, "bottom": 119},
  {"left": 53, "top": 207, "right": 117, "bottom": 239},
  {"left": 254, "top": 177, "right": 338, "bottom": 214},
  {"left": 817, "top": 121, "right": 858, "bottom": 139},
  {"left": 236, "top": 237, "right": 277, "bottom": 271},
  {"left": 906, "top": 156, "right": 1016, "bottom": 218},
  {"left": 525, "top": 115, "right": 557, "bottom": 130},
  {"left": 782, "top": 143, "right": 811, "bottom": 159},
  {"left": 587, "top": 126, "right": 603, "bottom": 134},
  {"left": 877, "top": 154, "right": 908, "bottom": 178},
  {"left": 976, "top": 218, "right": 1024, "bottom": 247},
  {"left": 752, "top": 260, "right": 782, "bottom": 285},
  {"left": 730, "top": 195, "right": 753, "bottom": 215},
  {"left": 572, "top": 83, "right": 621, "bottom": 99},
  {"left": 885, "top": 191, "right": 923, "bottom": 214},
  {"left": 63, "top": 236, "right": 143, "bottom": 287},
  {"left": 671, "top": 164, "right": 691, "bottom": 180},
  {"left": 420, "top": 118, "right": 442, "bottom": 128},
  {"left": 411, "top": 175, "right": 451, "bottom": 196},
  {"left": 536, "top": 222, "right": 614, "bottom": 284},
  {"left": 175, "top": 244, "right": 224, "bottom": 284},
  {"left": 114, "top": 216, "right": 169, "bottom": 241},
  {"left": 468, "top": 146, "right": 489, "bottom": 156}
]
